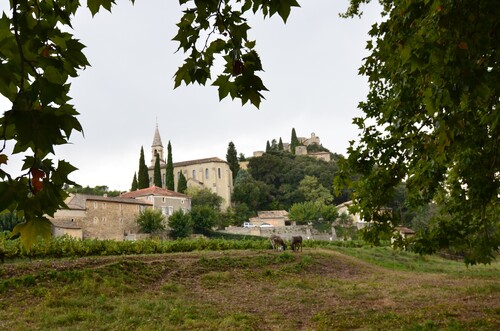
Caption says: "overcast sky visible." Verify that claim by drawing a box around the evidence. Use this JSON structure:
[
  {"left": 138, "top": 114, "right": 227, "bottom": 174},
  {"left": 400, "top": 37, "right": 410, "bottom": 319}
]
[{"left": 0, "top": 1, "right": 381, "bottom": 191}]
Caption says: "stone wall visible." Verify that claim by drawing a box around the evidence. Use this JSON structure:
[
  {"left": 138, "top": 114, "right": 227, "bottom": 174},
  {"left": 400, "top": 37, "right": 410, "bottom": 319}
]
[
  {"left": 222, "top": 225, "right": 336, "bottom": 241},
  {"left": 77, "top": 199, "right": 143, "bottom": 240}
]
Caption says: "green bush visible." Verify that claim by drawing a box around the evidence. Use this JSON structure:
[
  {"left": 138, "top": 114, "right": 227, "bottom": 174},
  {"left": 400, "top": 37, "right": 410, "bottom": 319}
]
[{"left": 136, "top": 209, "right": 166, "bottom": 234}]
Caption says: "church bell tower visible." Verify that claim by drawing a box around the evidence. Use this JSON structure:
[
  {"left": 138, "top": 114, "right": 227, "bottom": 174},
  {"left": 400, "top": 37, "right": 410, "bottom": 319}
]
[{"left": 151, "top": 123, "right": 166, "bottom": 167}]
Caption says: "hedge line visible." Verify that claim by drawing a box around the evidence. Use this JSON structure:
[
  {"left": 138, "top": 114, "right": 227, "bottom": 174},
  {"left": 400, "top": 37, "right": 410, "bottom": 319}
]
[{"left": 0, "top": 231, "right": 367, "bottom": 262}]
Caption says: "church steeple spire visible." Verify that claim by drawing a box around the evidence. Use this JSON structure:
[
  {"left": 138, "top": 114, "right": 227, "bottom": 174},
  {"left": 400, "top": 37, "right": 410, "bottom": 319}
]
[
  {"left": 152, "top": 122, "right": 163, "bottom": 148},
  {"left": 151, "top": 123, "right": 165, "bottom": 167}
]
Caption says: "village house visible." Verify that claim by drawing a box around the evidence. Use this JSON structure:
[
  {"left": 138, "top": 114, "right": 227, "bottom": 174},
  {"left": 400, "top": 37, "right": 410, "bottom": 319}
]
[
  {"left": 336, "top": 200, "right": 393, "bottom": 229},
  {"left": 249, "top": 210, "right": 290, "bottom": 227},
  {"left": 120, "top": 186, "right": 191, "bottom": 219},
  {"left": 49, "top": 194, "right": 152, "bottom": 240},
  {"left": 336, "top": 200, "right": 364, "bottom": 228}
]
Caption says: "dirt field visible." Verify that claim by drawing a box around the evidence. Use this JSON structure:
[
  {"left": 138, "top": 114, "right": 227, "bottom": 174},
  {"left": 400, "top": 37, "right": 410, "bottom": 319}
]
[{"left": 1, "top": 248, "right": 499, "bottom": 330}]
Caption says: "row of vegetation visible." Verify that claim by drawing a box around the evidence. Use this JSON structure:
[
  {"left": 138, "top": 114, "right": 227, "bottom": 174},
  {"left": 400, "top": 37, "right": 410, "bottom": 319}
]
[{"left": 0, "top": 232, "right": 367, "bottom": 262}]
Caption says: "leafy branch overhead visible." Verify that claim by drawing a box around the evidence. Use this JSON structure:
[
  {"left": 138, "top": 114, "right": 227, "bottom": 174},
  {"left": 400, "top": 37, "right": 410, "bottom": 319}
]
[
  {"left": 173, "top": 0, "right": 300, "bottom": 108},
  {"left": 337, "top": 0, "right": 499, "bottom": 265}
]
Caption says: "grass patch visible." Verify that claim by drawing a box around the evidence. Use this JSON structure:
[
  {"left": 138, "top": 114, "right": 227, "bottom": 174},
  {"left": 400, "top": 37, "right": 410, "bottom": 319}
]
[
  {"left": 330, "top": 245, "right": 500, "bottom": 277},
  {"left": 0, "top": 249, "right": 498, "bottom": 330}
]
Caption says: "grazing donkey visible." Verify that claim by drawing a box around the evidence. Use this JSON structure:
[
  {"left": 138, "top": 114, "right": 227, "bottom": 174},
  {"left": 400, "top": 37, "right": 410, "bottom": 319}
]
[
  {"left": 290, "top": 236, "right": 303, "bottom": 252},
  {"left": 270, "top": 234, "right": 286, "bottom": 251}
]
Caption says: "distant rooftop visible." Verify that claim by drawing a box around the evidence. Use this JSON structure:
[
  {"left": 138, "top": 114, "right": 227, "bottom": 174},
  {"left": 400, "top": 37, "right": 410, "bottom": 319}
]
[
  {"left": 121, "top": 186, "right": 189, "bottom": 199},
  {"left": 173, "top": 157, "right": 227, "bottom": 167}
]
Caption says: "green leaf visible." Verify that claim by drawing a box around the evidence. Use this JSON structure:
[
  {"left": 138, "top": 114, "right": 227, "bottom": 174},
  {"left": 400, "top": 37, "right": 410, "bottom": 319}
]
[
  {"left": 11, "top": 218, "right": 52, "bottom": 251},
  {"left": 87, "top": 0, "right": 116, "bottom": 16}
]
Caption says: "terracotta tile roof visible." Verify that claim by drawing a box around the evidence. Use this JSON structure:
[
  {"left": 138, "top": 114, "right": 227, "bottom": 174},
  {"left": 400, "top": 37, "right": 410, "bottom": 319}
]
[
  {"left": 120, "top": 186, "right": 189, "bottom": 199},
  {"left": 66, "top": 193, "right": 153, "bottom": 208},
  {"left": 51, "top": 219, "right": 82, "bottom": 229}
]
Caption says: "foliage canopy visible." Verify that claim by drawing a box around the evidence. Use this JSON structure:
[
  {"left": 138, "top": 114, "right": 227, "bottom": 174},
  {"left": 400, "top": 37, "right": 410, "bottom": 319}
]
[
  {"left": 136, "top": 208, "right": 165, "bottom": 234},
  {"left": 338, "top": 0, "right": 499, "bottom": 264}
]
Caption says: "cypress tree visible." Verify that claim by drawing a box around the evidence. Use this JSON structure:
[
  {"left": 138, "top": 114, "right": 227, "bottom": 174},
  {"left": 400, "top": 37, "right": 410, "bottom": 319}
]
[
  {"left": 226, "top": 141, "right": 240, "bottom": 181},
  {"left": 290, "top": 128, "right": 299, "bottom": 154},
  {"left": 278, "top": 137, "right": 284, "bottom": 151},
  {"left": 165, "top": 141, "right": 175, "bottom": 190},
  {"left": 177, "top": 172, "right": 187, "bottom": 193},
  {"left": 271, "top": 139, "right": 278, "bottom": 151},
  {"left": 265, "top": 140, "right": 271, "bottom": 153},
  {"left": 138, "top": 146, "right": 150, "bottom": 189},
  {"left": 131, "top": 172, "right": 138, "bottom": 191},
  {"left": 153, "top": 155, "right": 162, "bottom": 187}
]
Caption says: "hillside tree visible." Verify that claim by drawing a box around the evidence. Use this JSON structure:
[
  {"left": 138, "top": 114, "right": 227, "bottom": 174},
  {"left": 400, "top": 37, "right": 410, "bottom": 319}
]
[
  {"left": 232, "top": 169, "right": 272, "bottom": 211},
  {"left": 153, "top": 155, "right": 162, "bottom": 187},
  {"left": 131, "top": 172, "right": 138, "bottom": 191},
  {"left": 191, "top": 205, "right": 218, "bottom": 235},
  {"left": 65, "top": 185, "right": 120, "bottom": 197},
  {"left": 226, "top": 141, "right": 240, "bottom": 181},
  {"left": 278, "top": 138, "right": 284, "bottom": 151},
  {"left": 138, "top": 146, "right": 149, "bottom": 189},
  {"left": 165, "top": 141, "right": 174, "bottom": 191},
  {"left": 298, "top": 175, "right": 333, "bottom": 205},
  {"left": 290, "top": 128, "right": 299, "bottom": 154},
  {"left": 177, "top": 172, "right": 187, "bottom": 193},
  {"left": 136, "top": 208, "right": 165, "bottom": 234},
  {"left": 187, "top": 187, "right": 223, "bottom": 211},
  {"left": 168, "top": 209, "right": 192, "bottom": 239},
  {"left": 265, "top": 140, "right": 271, "bottom": 153}
]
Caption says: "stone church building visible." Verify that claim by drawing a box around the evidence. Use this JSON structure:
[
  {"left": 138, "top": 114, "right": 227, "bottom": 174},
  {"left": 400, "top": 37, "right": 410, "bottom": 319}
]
[{"left": 147, "top": 125, "right": 233, "bottom": 210}]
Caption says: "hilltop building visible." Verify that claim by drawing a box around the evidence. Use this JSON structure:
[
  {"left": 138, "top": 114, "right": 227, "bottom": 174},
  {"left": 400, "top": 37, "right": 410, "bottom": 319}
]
[
  {"left": 147, "top": 126, "right": 233, "bottom": 210},
  {"left": 243, "top": 132, "right": 331, "bottom": 166}
]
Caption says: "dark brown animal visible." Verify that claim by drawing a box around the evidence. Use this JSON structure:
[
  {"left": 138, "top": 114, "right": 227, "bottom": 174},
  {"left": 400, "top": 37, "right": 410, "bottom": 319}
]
[
  {"left": 270, "top": 234, "right": 286, "bottom": 251},
  {"left": 291, "top": 236, "right": 303, "bottom": 252}
]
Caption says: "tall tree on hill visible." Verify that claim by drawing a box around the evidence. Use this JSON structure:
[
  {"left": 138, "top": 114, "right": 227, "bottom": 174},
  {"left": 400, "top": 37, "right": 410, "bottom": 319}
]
[
  {"left": 271, "top": 139, "right": 278, "bottom": 152},
  {"left": 265, "top": 140, "right": 271, "bottom": 153},
  {"left": 177, "top": 172, "right": 188, "bottom": 193},
  {"left": 226, "top": 141, "right": 240, "bottom": 181},
  {"left": 131, "top": 172, "right": 138, "bottom": 191},
  {"left": 290, "top": 128, "right": 299, "bottom": 155},
  {"left": 153, "top": 155, "right": 162, "bottom": 187},
  {"left": 278, "top": 138, "right": 284, "bottom": 151},
  {"left": 138, "top": 147, "right": 150, "bottom": 189},
  {"left": 165, "top": 141, "right": 175, "bottom": 190}
]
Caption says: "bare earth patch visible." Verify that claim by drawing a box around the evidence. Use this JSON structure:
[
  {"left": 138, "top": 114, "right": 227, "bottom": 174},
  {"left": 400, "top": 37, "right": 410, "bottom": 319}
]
[{"left": 1, "top": 248, "right": 499, "bottom": 330}]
